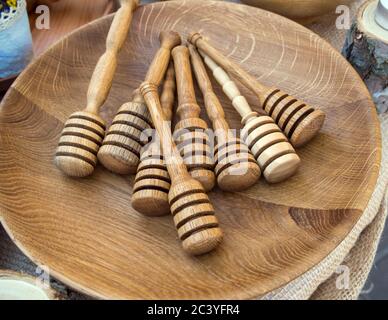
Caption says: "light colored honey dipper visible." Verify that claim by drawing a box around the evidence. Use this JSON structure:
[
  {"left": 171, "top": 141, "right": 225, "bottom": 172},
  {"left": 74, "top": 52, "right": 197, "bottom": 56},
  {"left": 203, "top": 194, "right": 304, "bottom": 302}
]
[
  {"left": 140, "top": 82, "right": 223, "bottom": 256},
  {"left": 201, "top": 53, "right": 301, "bottom": 183},
  {"left": 172, "top": 46, "right": 215, "bottom": 192},
  {"left": 188, "top": 32, "right": 326, "bottom": 148},
  {"left": 98, "top": 31, "right": 181, "bottom": 174},
  {"left": 132, "top": 63, "right": 176, "bottom": 216},
  {"left": 55, "top": 0, "right": 139, "bottom": 177},
  {"left": 188, "top": 44, "right": 261, "bottom": 191}
]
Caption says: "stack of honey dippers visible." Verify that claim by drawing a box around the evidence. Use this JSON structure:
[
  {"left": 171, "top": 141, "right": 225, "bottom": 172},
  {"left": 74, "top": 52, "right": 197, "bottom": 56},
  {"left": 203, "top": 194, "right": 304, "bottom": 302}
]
[{"left": 54, "top": 1, "right": 325, "bottom": 257}]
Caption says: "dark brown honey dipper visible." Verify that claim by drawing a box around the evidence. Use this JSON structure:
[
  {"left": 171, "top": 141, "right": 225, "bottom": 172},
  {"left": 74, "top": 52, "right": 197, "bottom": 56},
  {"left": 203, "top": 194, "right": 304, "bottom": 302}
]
[
  {"left": 132, "top": 63, "right": 176, "bottom": 216},
  {"left": 188, "top": 32, "right": 326, "bottom": 148},
  {"left": 202, "top": 53, "right": 301, "bottom": 183},
  {"left": 97, "top": 31, "right": 181, "bottom": 174},
  {"left": 55, "top": 0, "right": 139, "bottom": 177},
  {"left": 172, "top": 46, "right": 215, "bottom": 192},
  {"left": 140, "top": 82, "right": 223, "bottom": 256},
  {"left": 188, "top": 44, "right": 261, "bottom": 191}
]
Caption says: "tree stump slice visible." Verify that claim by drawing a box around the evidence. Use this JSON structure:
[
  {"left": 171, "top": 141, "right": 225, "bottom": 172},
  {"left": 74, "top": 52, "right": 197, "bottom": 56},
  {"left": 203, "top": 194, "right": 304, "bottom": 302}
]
[
  {"left": 0, "top": 0, "right": 381, "bottom": 299},
  {"left": 343, "top": 0, "right": 388, "bottom": 113}
]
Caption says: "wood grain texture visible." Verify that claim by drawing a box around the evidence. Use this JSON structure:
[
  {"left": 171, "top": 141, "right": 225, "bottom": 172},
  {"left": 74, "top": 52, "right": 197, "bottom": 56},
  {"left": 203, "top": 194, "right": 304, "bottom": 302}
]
[{"left": 0, "top": 0, "right": 381, "bottom": 299}]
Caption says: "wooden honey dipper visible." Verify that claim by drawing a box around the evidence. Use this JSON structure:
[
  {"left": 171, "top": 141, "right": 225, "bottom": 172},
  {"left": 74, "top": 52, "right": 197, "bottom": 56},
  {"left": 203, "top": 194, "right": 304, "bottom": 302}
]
[
  {"left": 132, "top": 63, "right": 176, "bottom": 216},
  {"left": 97, "top": 89, "right": 148, "bottom": 175},
  {"left": 201, "top": 53, "right": 301, "bottom": 183},
  {"left": 172, "top": 46, "right": 215, "bottom": 192},
  {"left": 140, "top": 82, "right": 223, "bottom": 255},
  {"left": 188, "top": 44, "right": 261, "bottom": 191},
  {"left": 188, "top": 32, "right": 326, "bottom": 148},
  {"left": 98, "top": 31, "right": 181, "bottom": 174},
  {"left": 55, "top": 0, "right": 139, "bottom": 177}
]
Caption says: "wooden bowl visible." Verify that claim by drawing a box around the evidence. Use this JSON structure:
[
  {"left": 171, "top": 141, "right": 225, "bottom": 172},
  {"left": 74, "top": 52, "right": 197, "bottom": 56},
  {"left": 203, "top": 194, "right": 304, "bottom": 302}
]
[
  {"left": 240, "top": 0, "right": 354, "bottom": 23},
  {"left": 0, "top": 1, "right": 380, "bottom": 299}
]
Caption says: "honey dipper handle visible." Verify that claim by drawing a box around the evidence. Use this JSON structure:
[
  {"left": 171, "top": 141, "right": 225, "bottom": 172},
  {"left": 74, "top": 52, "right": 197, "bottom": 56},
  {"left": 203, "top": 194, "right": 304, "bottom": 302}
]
[
  {"left": 189, "top": 44, "right": 229, "bottom": 131},
  {"left": 140, "top": 83, "right": 188, "bottom": 179},
  {"left": 172, "top": 46, "right": 200, "bottom": 120},
  {"left": 188, "top": 32, "right": 266, "bottom": 99},
  {"left": 200, "top": 52, "right": 258, "bottom": 124},
  {"left": 85, "top": 0, "right": 138, "bottom": 114},
  {"left": 145, "top": 31, "right": 182, "bottom": 86},
  {"left": 160, "top": 62, "right": 176, "bottom": 122},
  {"left": 131, "top": 88, "right": 145, "bottom": 103}
]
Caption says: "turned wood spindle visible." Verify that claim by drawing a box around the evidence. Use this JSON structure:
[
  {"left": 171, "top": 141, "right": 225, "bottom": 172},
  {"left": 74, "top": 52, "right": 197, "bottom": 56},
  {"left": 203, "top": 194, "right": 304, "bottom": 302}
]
[
  {"left": 201, "top": 53, "right": 301, "bottom": 183},
  {"left": 140, "top": 82, "right": 223, "bottom": 256},
  {"left": 188, "top": 44, "right": 261, "bottom": 191},
  {"left": 188, "top": 32, "right": 326, "bottom": 148},
  {"left": 97, "top": 31, "right": 181, "bottom": 174},
  {"left": 172, "top": 46, "right": 215, "bottom": 192},
  {"left": 132, "top": 63, "right": 176, "bottom": 216},
  {"left": 55, "top": 0, "right": 139, "bottom": 177}
]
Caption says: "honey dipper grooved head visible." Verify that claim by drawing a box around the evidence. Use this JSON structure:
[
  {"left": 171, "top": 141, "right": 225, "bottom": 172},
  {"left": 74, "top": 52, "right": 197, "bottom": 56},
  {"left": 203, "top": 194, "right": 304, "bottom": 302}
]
[
  {"left": 289, "top": 110, "right": 326, "bottom": 148},
  {"left": 55, "top": 111, "right": 105, "bottom": 177},
  {"left": 262, "top": 88, "right": 325, "bottom": 148},
  {"left": 97, "top": 99, "right": 150, "bottom": 175},
  {"left": 174, "top": 118, "right": 216, "bottom": 192},
  {"left": 263, "top": 153, "right": 301, "bottom": 183},
  {"left": 132, "top": 186, "right": 170, "bottom": 216},
  {"left": 189, "top": 169, "right": 216, "bottom": 192},
  {"left": 132, "top": 148, "right": 171, "bottom": 216},
  {"left": 182, "top": 228, "right": 223, "bottom": 256},
  {"left": 242, "top": 116, "right": 301, "bottom": 183},
  {"left": 169, "top": 179, "right": 222, "bottom": 255},
  {"left": 97, "top": 149, "right": 139, "bottom": 175},
  {"left": 215, "top": 139, "right": 261, "bottom": 191}
]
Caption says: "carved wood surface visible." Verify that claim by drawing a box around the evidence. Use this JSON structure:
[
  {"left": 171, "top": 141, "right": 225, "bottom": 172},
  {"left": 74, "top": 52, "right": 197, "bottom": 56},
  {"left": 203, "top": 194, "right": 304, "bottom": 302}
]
[{"left": 0, "top": 0, "right": 381, "bottom": 299}]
